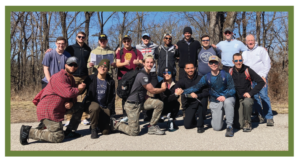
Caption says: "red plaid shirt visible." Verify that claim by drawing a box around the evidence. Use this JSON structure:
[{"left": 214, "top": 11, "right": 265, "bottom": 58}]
[{"left": 36, "top": 69, "right": 79, "bottom": 122}]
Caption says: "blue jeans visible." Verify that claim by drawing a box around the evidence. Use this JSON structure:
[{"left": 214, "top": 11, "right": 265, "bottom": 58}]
[{"left": 252, "top": 79, "right": 273, "bottom": 119}]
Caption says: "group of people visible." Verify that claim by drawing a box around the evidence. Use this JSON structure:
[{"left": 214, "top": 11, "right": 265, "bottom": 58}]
[{"left": 20, "top": 26, "right": 274, "bottom": 145}]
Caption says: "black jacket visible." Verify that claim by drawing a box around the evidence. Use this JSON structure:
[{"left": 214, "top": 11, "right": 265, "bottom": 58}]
[
  {"left": 83, "top": 74, "right": 115, "bottom": 112},
  {"left": 155, "top": 80, "right": 180, "bottom": 104},
  {"left": 65, "top": 42, "right": 91, "bottom": 77},
  {"left": 175, "top": 71, "right": 209, "bottom": 109},
  {"left": 176, "top": 38, "right": 201, "bottom": 68},
  {"left": 231, "top": 64, "right": 265, "bottom": 99},
  {"left": 154, "top": 45, "right": 177, "bottom": 77}
]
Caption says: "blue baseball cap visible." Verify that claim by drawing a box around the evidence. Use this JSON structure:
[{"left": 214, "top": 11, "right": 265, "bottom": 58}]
[{"left": 142, "top": 33, "right": 150, "bottom": 37}]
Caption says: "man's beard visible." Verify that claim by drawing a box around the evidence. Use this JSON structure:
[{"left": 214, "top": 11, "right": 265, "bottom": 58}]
[{"left": 65, "top": 67, "right": 74, "bottom": 74}]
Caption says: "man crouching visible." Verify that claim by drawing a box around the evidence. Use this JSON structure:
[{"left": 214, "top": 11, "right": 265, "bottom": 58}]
[{"left": 112, "top": 54, "right": 167, "bottom": 136}]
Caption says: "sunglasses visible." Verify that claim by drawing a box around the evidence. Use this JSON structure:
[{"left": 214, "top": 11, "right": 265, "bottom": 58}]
[
  {"left": 234, "top": 59, "right": 243, "bottom": 63},
  {"left": 68, "top": 63, "right": 78, "bottom": 67},
  {"left": 142, "top": 37, "right": 150, "bottom": 40},
  {"left": 201, "top": 39, "right": 210, "bottom": 42},
  {"left": 163, "top": 71, "right": 171, "bottom": 75},
  {"left": 209, "top": 61, "right": 219, "bottom": 65},
  {"left": 164, "top": 37, "right": 172, "bottom": 40},
  {"left": 77, "top": 36, "right": 86, "bottom": 39},
  {"left": 224, "top": 31, "right": 232, "bottom": 35},
  {"left": 123, "top": 40, "right": 130, "bottom": 43}
]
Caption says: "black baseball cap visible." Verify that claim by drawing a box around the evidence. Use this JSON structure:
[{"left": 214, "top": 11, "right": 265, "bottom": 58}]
[
  {"left": 122, "top": 35, "right": 131, "bottom": 40},
  {"left": 99, "top": 34, "right": 107, "bottom": 40}
]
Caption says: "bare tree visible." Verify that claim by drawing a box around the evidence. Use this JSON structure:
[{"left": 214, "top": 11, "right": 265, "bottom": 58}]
[{"left": 97, "top": 11, "right": 116, "bottom": 34}]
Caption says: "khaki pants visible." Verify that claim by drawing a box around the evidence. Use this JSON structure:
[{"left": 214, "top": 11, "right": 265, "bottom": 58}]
[
  {"left": 234, "top": 98, "right": 254, "bottom": 129},
  {"left": 65, "top": 75, "right": 88, "bottom": 121},
  {"left": 116, "top": 98, "right": 163, "bottom": 136},
  {"left": 86, "top": 102, "right": 111, "bottom": 133}
]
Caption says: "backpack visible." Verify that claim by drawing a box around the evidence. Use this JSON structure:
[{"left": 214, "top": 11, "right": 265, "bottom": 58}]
[
  {"left": 229, "top": 68, "right": 252, "bottom": 85},
  {"left": 117, "top": 68, "right": 147, "bottom": 101},
  {"left": 205, "top": 70, "right": 227, "bottom": 87}
]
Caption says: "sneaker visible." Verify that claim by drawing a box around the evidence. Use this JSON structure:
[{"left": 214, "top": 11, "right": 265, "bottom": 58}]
[
  {"left": 225, "top": 126, "right": 234, "bottom": 137},
  {"left": 120, "top": 116, "right": 128, "bottom": 123},
  {"left": 20, "top": 125, "right": 32, "bottom": 145},
  {"left": 243, "top": 120, "right": 252, "bottom": 132},
  {"left": 267, "top": 119, "right": 274, "bottom": 126},
  {"left": 148, "top": 125, "right": 165, "bottom": 135},
  {"left": 64, "top": 121, "right": 70, "bottom": 127},
  {"left": 64, "top": 130, "right": 82, "bottom": 139},
  {"left": 91, "top": 128, "right": 98, "bottom": 139},
  {"left": 81, "top": 119, "right": 90, "bottom": 125},
  {"left": 197, "top": 127, "right": 205, "bottom": 133}
]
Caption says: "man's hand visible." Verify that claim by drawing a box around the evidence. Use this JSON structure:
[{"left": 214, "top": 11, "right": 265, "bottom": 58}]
[
  {"left": 161, "top": 82, "right": 167, "bottom": 90},
  {"left": 45, "top": 48, "right": 52, "bottom": 53},
  {"left": 216, "top": 96, "right": 225, "bottom": 102},
  {"left": 133, "top": 57, "right": 140, "bottom": 65},
  {"left": 262, "top": 76, "right": 267, "bottom": 87},
  {"left": 123, "top": 59, "right": 130, "bottom": 66},
  {"left": 65, "top": 102, "right": 73, "bottom": 109},
  {"left": 243, "top": 92, "right": 251, "bottom": 98},
  {"left": 175, "top": 88, "right": 184, "bottom": 95},
  {"left": 111, "top": 62, "right": 116, "bottom": 68},
  {"left": 115, "top": 47, "right": 121, "bottom": 54},
  {"left": 88, "top": 62, "right": 94, "bottom": 67},
  {"left": 78, "top": 82, "right": 86, "bottom": 89},
  {"left": 190, "top": 92, "right": 198, "bottom": 98},
  {"left": 174, "top": 44, "right": 178, "bottom": 49},
  {"left": 211, "top": 44, "right": 217, "bottom": 48}
]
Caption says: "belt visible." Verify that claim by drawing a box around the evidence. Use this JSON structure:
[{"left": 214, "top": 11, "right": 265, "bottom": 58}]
[{"left": 126, "top": 101, "right": 140, "bottom": 104}]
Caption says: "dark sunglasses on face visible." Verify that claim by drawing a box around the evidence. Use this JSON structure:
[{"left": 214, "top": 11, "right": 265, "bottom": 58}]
[
  {"left": 68, "top": 63, "right": 78, "bottom": 67},
  {"left": 209, "top": 61, "right": 219, "bottom": 65},
  {"left": 234, "top": 59, "right": 243, "bottom": 63},
  {"left": 164, "top": 37, "right": 172, "bottom": 40},
  {"left": 123, "top": 40, "right": 130, "bottom": 43},
  {"left": 163, "top": 71, "right": 172, "bottom": 75},
  {"left": 77, "top": 36, "right": 86, "bottom": 39},
  {"left": 143, "top": 37, "right": 150, "bottom": 40},
  {"left": 201, "top": 39, "right": 210, "bottom": 42},
  {"left": 224, "top": 31, "right": 232, "bottom": 35}
]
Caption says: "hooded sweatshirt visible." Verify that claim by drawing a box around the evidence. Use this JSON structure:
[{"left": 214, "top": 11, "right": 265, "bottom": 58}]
[
  {"left": 88, "top": 46, "right": 115, "bottom": 74},
  {"left": 154, "top": 45, "right": 177, "bottom": 77},
  {"left": 136, "top": 42, "right": 158, "bottom": 72},
  {"left": 242, "top": 42, "right": 271, "bottom": 78}
]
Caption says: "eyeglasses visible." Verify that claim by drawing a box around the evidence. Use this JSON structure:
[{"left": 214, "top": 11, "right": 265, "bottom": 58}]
[
  {"left": 208, "top": 61, "right": 219, "bottom": 65},
  {"left": 123, "top": 40, "right": 130, "bottom": 43},
  {"left": 68, "top": 63, "right": 78, "bottom": 67},
  {"left": 234, "top": 59, "right": 243, "bottom": 63},
  {"left": 224, "top": 31, "right": 232, "bottom": 35},
  {"left": 163, "top": 71, "right": 171, "bottom": 75},
  {"left": 164, "top": 37, "right": 172, "bottom": 40},
  {"left": 201, "top": 39, "right": 210, "bottom": 42},
  {"left": 56, "top": 43, "right": 65, "bottom": 45},
  {"left": 77, "top": 36, "right": 86, "bottom": 39}
]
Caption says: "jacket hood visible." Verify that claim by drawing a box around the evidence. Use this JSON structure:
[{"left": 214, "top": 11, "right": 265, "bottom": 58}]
[
  {"left": 74, "top": 41, "right": 90, "bottom": 49},
  {"left": 94, "top": 46, "right": 112, "bottom": 51},
  {"left": 91, "top": 73, "right": 113, "bottom": 82},
  {"left": 161, "top": 44, "right": 175, "bottom": 51},
  {"left": 139, "top": 42, "right": 157, "bottom": 48},
  {"left": 247, "top": 42, "right": 258, "bottom": 51},
  {"left": 233, "top": 64, "right": 249, "bottom": 73},
  {"left": 180, "top": 37, "right": 195, "bottom": 43}
]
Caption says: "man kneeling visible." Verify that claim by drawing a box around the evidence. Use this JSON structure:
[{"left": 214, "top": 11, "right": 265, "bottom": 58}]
[
  {"left": 112, "top": 54, "right": 167, "bottom": 136},
  {"left": 83, "top": 59, "right": 116, "bottom": 139}
]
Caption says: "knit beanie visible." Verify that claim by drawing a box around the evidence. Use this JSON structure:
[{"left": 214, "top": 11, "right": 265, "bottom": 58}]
[{"left": 183, "top": 27, "right": 192, "bottom": 34}]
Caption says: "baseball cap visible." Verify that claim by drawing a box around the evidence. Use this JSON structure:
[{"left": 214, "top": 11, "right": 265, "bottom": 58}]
[
  {"left": 98, "top": 59, "right": 110, "bottom": 70},
  {"left": 163, "top": 33, "right": 172, "bottom": 37},
  {"left": 66, "top": 56, "right": 78, "bottom": 65},
  {"left": 99, "top": 34, "right": 107, "bottom": 40},
  {"left": 208, "top": 56, "right": 220, "bottom": 62},
  {"left": 142, "top": 33, "right": 150, "bottom": 37},
  {"left": 224, "top": 27, "right": 233, "bottom": 33},
  {"left": 123, "top": 35, "right": 131, "bottom": 40}
]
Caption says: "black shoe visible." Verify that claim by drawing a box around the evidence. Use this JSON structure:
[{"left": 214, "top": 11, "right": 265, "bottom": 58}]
[
  {"left": 267, "top": 119, "right": 274, "bottom": 126},
  {"left": 64, "top": 130, "right": 82, "bottom": 139},
  {"left": 197, "top": 127, "right": 205, "bottom": 133},
  {"left": 225, "top": 126, "right": 234, "bottom": 137},
  {"left": 20, "top": 125, "right": 32, "bottom": 145},
  {"left": 91, "top": 128, "right": 98, "bottom": 139}
]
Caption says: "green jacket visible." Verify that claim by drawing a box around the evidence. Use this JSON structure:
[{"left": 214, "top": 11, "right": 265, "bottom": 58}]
[{"left": 88, "top": 46, "right": 115, "bottom": 75}]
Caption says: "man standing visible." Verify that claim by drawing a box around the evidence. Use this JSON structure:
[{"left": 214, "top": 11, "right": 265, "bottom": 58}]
[
  {"left": 176, "top": 63, "right": 209, "bottom": 133},
  {"left": 88, "top": 34, "right": 116, "bottom": 76},
  {"left": 242, "top": 34, "right": 274, "bottom": 126},
  {"left": 230, "top": 53, "right": 265, "bottom": 131},
  {"left": 83, "top": 59, "right": 115, "bottom": 139},
  {"left": 182, "top": 56, "right": 236, "bottom": 137},
  {"left": 41, "top": 37, "right": 70, "bottom": 89},
  {"left": 112, "top": 54, "right": 166, "bottom": 136},
  {"left": 20, "top": 57, "right": 86, "bottom": 145},
  {"left": 212, "top": 27, "right": 247, "bottom": 72},
  {"left": 176, "top": 26, "right": 201, "bottom": 80},
  {"left": 116, "top": 35, "right": 144, "bottom": 122}
]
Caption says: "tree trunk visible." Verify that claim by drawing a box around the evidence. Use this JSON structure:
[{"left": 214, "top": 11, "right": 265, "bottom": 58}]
[
  {"left": 59, "top": 12, "right": 68, "bottom": 46},
  {"left": 84, "top": 12, "right": 94, "bottom": 46},
  {"left": 208, "top": 12, "right": 218, "bottom": 44},
  {"left": 242, "top": 12, "right": 247, "bottom": 43},
  {"left": 256, "top": 12, "right": 261, "bottom": 46}
]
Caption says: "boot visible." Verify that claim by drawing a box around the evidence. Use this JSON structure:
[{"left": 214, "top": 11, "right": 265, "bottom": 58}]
[{"left": 20, "top": 125, "right": 32, "bottom": 145}]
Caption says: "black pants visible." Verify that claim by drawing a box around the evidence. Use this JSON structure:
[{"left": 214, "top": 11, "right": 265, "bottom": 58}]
[
  {"left": 222, "top": 65, "right": 232, "bottom": 73},
  {"left": 184, "top": 97, "right": 208, "bottom": 129},
  {"left": 66, "top": 102, "right": 84, "bottom": 131},
  {"left": 41, "top": 80, "right": 48, "bottom": 89},
  {"left": 179, "top": 67, "right": 185, "bottom": 80},
  {"left": 145, "top": 100, "right": 180, "bottom": 119}
]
